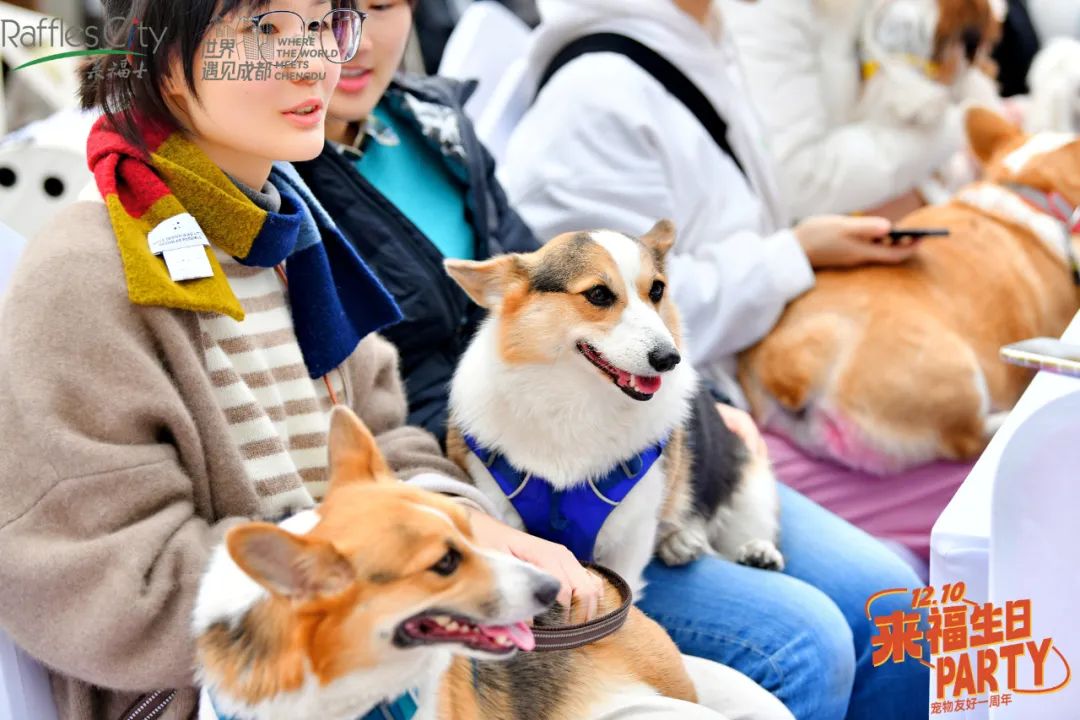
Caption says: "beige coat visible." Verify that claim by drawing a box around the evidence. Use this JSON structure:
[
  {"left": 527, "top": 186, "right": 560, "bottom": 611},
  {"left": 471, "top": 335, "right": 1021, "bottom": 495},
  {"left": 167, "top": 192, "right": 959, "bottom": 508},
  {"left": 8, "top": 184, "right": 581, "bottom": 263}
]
[{"left": 0, "top": 199, "right": 467, "bottom": 720}]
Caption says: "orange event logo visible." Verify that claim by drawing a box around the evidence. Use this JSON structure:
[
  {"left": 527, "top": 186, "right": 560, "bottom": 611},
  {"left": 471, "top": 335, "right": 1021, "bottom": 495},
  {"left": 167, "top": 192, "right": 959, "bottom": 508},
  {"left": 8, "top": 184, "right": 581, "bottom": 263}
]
[{"left": 866, "top": 583, "right": 1071, "bottom": 713}]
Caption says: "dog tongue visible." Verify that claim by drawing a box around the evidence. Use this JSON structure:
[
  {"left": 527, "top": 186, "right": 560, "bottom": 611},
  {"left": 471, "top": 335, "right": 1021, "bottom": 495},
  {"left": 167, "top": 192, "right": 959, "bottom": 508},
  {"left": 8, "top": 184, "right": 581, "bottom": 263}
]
[
  {"left": 614, "top": 370, "right": 662, "bottom": 396},
  {"left": 507, "top": 621, "right": 536, "bottom": 651},
  {"left": 479, "top": 621, "right": 536, "bottom": 652},
  {"left": 634, "top": 375, "right": 662, "bottom": 394}
]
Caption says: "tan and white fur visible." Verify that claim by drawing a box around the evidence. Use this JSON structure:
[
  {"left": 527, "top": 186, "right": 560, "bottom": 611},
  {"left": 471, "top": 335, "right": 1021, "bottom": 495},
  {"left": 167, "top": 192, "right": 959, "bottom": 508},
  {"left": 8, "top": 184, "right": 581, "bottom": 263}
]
[
  {"left": 444, "top": 222, "right": 782, "bottom": 595},
  {"left": 193, "top": 406, "right": 701, "bottom": 720},
  {"left": 740, "top": 108, "right": 1080, "bottom": 474}
]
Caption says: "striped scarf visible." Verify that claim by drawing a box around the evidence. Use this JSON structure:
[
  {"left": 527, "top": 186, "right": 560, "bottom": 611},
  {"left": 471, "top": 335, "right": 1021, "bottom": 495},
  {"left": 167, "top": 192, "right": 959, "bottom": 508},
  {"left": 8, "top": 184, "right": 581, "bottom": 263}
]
[{"left": 86, "top": 112, "right": 402, "bottom": 378}]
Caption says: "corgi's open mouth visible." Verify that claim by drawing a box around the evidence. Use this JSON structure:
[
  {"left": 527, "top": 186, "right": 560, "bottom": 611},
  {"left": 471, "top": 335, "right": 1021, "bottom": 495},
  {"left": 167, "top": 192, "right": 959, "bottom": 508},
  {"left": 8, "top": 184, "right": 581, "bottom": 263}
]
[
  {"left": 394, "top": 612, "right": 535, "bottom": 655},
  {"left": 576, "top": 342, "right": 661, "bottom": 401}
]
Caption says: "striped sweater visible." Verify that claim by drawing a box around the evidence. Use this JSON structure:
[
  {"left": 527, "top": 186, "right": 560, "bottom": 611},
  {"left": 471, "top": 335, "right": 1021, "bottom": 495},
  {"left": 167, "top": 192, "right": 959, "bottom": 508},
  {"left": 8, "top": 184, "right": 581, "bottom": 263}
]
[{"left": 200, "top": 250, "right": 343, "bottom": 517}]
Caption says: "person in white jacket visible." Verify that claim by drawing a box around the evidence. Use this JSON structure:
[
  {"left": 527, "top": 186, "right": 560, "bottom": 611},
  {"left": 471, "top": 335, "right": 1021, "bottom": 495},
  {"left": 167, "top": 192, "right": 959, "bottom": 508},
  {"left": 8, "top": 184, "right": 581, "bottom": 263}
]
[
  {"left": 500, "top": 2, "right": 931, "bottom": 720},
  {"left": 720, "top": 0, "right": 1003, "bottom": 222},
  {"left": 502, "top": 0, "right": 914, "bottom": 409}
]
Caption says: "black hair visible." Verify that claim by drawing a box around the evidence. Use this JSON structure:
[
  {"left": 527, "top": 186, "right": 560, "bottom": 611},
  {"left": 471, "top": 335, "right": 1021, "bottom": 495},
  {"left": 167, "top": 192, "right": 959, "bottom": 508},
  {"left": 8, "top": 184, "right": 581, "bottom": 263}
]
[
  {"left": 79, "top": 0, "right": 356, "bottom": 151},
  {"left": 79, "top": 0, "right": 277, "bottom": 152}
]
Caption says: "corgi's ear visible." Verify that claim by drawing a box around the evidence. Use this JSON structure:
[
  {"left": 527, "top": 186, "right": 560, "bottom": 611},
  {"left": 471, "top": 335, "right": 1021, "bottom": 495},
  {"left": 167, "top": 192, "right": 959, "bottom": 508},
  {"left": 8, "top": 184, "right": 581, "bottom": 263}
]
[
  {"left": 327, "top": 406, "right": 395, "bottom": 491},
  {"left": 444, "top": 256, "right": 527, "bottom": 309},
  {"left": 640, "top": 219, "right": 676, "bottom": 260},
  {"left": 227, "top": 523, "right": 354, "bottom": 601},
  {"left": 967, "top": 107, "right": 1022, "bottom": 166}
]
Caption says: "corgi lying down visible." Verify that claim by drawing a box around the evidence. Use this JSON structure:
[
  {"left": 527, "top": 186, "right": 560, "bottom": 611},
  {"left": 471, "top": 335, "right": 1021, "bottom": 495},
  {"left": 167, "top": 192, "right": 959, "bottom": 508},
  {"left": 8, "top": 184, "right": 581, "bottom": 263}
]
[
  {"left": 740, "top": 109, "right": 1080, "bottom": 473},
  {"left": 192, "top": 407, "right": 706, "bottom": 720},
  {"left": 443, "top": 221, "right": 784, "bottom": 594}
]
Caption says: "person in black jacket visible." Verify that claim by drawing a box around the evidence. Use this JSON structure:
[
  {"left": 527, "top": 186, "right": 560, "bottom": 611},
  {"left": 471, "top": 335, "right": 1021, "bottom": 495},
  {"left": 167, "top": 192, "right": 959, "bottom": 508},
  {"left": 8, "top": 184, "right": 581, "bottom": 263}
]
[{"left": 293, "top": 1, "right": 538, "bottom": 447}]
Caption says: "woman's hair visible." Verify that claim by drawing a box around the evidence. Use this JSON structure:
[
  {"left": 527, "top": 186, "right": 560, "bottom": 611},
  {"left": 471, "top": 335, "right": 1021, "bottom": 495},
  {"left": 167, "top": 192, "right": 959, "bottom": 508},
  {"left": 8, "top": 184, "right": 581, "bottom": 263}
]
[
  {"left": 79, "top": 0, "right": 361, "bottom": 151},
  {"left": 79, "top": 0, "right": 273, "bottom": 150}
]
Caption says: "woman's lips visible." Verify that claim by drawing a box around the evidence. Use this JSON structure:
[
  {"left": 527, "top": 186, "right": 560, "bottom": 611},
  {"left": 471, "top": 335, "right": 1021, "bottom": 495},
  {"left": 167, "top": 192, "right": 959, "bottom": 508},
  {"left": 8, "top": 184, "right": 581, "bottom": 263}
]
[
  {"left": 281, "top": 100, "right": 325, "bottom": 128},
  {"left": 337, "top": 68, "right": 373, "bottom": 94}
]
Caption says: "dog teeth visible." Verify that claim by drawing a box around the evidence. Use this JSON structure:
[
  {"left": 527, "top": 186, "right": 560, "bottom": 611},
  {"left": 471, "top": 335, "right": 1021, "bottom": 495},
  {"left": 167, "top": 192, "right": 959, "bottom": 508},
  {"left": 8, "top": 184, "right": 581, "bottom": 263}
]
[{"left": 446, "top": 621, "right": 460, "bottom": 631}]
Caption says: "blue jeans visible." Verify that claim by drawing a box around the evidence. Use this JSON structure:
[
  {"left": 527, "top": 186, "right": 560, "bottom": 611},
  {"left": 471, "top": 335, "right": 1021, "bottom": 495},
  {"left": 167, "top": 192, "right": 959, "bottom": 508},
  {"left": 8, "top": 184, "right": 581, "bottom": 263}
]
[{"left": 637, "top": 484, "right": 928, "bottom": 720}]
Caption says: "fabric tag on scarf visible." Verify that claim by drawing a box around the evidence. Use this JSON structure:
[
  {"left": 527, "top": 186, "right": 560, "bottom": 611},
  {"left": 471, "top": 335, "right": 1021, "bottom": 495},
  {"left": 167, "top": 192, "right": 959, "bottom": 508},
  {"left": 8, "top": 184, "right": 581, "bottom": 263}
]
[
  {"left": 148, "top": 213, "right": 213, "bottom": 282},
  {"left": 162, "top": 246, "right": 214, "bottom": 282}
]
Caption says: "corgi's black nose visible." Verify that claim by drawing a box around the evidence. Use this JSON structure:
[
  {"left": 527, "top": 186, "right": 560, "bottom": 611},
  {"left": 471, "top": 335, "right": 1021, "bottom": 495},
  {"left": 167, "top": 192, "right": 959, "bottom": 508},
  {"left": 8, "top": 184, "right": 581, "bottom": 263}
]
[
  {"left": 534, "top": 577, "right": 560, "bottom": 608},
  {"left": 648, "top": 347, "right": 681, "bottom": 372}
]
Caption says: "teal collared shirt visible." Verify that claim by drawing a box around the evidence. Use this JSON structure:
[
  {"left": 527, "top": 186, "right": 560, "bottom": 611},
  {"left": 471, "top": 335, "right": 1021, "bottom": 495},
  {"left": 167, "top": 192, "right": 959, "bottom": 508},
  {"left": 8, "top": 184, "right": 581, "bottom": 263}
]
[{"left": 354, "top": 106, "right": 476, "bottom": 261}]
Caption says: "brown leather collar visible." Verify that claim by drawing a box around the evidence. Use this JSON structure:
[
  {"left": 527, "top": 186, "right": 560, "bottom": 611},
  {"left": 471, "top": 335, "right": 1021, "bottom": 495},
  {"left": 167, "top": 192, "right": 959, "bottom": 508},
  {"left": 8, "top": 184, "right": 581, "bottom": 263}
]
[{"left": 531, "top": 564, "right": 633, "bottom": 652}]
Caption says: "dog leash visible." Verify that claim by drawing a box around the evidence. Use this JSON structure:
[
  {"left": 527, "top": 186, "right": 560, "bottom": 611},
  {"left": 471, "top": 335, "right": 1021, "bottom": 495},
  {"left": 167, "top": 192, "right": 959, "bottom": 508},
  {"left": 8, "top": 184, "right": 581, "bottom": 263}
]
[{"left": 530, "top": 564, "right": 634, "bottom": 652}]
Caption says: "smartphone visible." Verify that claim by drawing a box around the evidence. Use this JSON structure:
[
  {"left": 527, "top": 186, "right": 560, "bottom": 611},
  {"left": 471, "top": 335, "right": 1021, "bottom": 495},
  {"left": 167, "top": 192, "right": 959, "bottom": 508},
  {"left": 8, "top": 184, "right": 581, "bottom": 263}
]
[
  {"left": 875, "top": 228, "right": 951, "bottom": 246},
  {"left": 1000, "top": 337, "right": 1080, "bottom": 378},
  {"left": 887, "top": 228, "right": 950, "bottom": 239}
]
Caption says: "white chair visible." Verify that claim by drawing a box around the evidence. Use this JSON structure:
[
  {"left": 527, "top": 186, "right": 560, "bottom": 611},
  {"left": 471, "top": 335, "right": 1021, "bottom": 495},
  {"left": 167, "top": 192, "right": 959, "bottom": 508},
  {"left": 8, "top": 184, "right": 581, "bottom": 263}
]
[
  {"left": 988, "top": 391, "right": 1080, "bottom": 717},
  {"left": 0, "top": 108, "right": 98, "bottom": 241},
  {"left": 0, "top": 629, "right": 58, "bottom": 720},
  {"left": 930, "top": 311, "right": 1080, "bottom": 717},
  {"left": 1027, "top": 0, "right": 1080, "bottom": 42},
  {"left": 476, "top": 57, "right": 533, "bottom": 168},
  {"left": 437, "top": 1, "right": 531, "bottom": 123}
]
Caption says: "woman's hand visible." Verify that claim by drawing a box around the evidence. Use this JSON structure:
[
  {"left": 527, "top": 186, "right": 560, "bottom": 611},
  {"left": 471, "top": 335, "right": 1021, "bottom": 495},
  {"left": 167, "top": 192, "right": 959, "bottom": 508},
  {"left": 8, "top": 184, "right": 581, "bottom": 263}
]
[
  {"left": 468, "top": 509, "right": 604, "bottom": 620},
  {"left": 795, "top": 214, "right": 917, "bottom": 269},
  {"left": 715, "top": 403, "right": 768, "bottom": 462}
]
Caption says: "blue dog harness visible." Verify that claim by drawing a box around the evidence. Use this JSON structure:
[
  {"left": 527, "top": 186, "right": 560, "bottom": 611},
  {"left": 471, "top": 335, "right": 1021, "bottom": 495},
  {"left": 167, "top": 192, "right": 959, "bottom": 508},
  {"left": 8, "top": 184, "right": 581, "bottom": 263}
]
[
  {"left": 210, "top": 689, "right": 417, "bottom": 720},
  {"left": 463, "top": 435, "right": 667, "bottom": 561}
]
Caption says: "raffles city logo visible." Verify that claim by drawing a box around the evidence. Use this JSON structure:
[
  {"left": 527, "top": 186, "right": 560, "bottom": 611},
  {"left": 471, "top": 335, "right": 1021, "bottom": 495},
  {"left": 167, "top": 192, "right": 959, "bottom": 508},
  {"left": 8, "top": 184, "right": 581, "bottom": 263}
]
[{"left": 1, "top": 16, "right": 161, "bottom": 70}]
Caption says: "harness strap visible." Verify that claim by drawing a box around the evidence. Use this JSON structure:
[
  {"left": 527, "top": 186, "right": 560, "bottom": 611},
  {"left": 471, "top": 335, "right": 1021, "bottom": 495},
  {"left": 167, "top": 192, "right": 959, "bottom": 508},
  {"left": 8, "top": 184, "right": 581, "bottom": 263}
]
[
  {"left": 537, "top": 33, "right": 747, "bottom": 179},
  {"left": 207, "top": 690, "right": 418, "bottom": 720},
  {"left": 1006, "top": 183, "right": 1080, "bottom": 285},
  {"left": 462, "top": 434, "right": 665, "bottom": 561}
]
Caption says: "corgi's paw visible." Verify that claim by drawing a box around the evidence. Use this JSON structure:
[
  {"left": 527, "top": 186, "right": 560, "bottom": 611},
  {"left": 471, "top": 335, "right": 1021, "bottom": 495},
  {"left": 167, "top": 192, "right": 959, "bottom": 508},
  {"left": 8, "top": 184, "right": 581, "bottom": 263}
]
[
  {"left": 736, "top": 539, "right": 785, "bottom": 572},
  {"left": 656, "top": 522, "right": 710, "bottom": 567}
]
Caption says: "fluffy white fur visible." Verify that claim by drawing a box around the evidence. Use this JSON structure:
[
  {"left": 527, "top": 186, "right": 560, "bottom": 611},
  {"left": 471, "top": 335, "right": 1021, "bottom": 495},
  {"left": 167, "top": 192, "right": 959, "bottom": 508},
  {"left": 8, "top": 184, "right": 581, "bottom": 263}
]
[
  {"left": 450, "top": 231, "right": 695, "bottom": 590},
  {"left": 1025, "top": 37, "right": 1080, "bottom": 135}
]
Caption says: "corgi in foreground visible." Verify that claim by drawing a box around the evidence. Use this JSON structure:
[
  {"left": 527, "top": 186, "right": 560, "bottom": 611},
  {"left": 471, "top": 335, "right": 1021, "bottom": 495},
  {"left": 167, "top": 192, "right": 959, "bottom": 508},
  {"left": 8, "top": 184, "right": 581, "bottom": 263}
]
[
  {"left": 193, "top": 406, "right": 698, "bottom": 720},
  {"left": 740, "top": 109, "right": 1080, "bottom": 474},
  {"left": 443, "top": 221, "right": 783, "bottom": 593}
]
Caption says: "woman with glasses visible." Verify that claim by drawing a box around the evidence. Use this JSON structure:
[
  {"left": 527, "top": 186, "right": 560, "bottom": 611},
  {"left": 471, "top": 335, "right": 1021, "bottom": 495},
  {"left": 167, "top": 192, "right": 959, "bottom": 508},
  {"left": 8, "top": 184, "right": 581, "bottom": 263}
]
[{"left": 0, "top": 1, "right": 493, "bottom": 718}]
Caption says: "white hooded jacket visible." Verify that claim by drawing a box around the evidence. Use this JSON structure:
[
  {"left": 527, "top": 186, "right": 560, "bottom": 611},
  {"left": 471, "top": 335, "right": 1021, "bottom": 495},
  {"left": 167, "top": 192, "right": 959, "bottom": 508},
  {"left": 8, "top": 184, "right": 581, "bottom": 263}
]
[{"left": 501, "top": 0, "right": 815, "bottom": 404}]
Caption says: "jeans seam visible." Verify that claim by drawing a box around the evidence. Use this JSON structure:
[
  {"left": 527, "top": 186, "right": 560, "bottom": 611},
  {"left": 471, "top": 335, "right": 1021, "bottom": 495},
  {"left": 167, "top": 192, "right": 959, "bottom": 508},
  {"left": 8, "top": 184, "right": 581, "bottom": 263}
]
[{"left": 652, "top": 617, "right": 788, "bottom": 689}]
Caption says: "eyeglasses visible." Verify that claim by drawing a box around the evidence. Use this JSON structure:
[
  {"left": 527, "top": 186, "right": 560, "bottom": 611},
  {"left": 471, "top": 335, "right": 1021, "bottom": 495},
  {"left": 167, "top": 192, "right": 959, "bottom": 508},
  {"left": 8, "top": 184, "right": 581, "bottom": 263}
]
[{"left": 241, "top": 8, "right": 366, "bottom": 67}]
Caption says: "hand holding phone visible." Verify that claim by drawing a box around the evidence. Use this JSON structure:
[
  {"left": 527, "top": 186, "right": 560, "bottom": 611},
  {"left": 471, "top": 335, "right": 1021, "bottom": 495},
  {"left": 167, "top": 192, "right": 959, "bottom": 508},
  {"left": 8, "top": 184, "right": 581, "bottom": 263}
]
[{"left": 874, "top": 228, "right": 951, "bottom": 247}]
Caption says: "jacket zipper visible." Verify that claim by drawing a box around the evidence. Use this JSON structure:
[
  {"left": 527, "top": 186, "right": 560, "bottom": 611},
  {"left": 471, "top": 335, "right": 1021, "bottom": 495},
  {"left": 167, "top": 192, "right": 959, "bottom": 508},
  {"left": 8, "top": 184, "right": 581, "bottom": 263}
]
[{"left": 119, "top": 689, "right": 175, "bottom": 720}]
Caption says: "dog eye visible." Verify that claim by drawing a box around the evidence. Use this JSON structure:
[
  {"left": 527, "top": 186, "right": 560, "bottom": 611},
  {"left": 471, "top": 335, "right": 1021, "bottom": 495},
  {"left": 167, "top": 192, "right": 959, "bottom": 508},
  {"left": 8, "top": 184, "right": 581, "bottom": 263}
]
[
  {"left": 583, "top": 285, "right": 617, "bottom": 308},
  {"left": 649, "top": 280, "right": 665, "bottom": 304},
  {"left": 430, "top": 548, "right": 461, "bottom": 576}
]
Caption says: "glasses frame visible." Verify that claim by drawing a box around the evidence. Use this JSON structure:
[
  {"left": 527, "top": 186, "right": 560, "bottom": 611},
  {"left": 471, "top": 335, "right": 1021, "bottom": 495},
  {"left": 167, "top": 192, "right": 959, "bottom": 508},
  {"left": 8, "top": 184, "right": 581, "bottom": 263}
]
[{"left": 243, "top": 8, "right": 367, "bottom": 68}]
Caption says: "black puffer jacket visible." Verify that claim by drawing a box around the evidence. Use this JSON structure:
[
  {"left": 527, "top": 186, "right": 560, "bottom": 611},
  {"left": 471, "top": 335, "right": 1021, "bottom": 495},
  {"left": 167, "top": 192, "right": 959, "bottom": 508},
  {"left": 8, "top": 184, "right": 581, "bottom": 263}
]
[{"left": 294, "top": 73, "right": 539, "bottom": 444}]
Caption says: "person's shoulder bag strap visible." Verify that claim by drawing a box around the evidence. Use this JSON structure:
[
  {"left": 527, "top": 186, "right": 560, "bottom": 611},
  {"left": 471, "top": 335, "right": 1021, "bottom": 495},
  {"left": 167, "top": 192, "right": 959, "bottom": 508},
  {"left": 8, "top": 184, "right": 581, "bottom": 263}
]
[{"left": 537, "top": 32, "right": 748, "bottom": 179}]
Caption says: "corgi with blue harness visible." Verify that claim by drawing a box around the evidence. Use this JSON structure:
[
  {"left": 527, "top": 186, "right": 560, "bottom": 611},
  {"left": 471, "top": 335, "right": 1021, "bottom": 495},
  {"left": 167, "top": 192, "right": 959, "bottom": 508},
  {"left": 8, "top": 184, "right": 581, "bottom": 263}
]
[{"left": 444, "top": 221, "right": 784, "bottom": 594}]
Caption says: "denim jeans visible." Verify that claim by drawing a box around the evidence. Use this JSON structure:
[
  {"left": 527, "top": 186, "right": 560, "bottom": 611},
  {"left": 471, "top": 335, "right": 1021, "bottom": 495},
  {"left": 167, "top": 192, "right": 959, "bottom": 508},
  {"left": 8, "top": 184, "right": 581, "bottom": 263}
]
[{"left": 637, "top": 484, "right": 929, "bottom": 720}]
